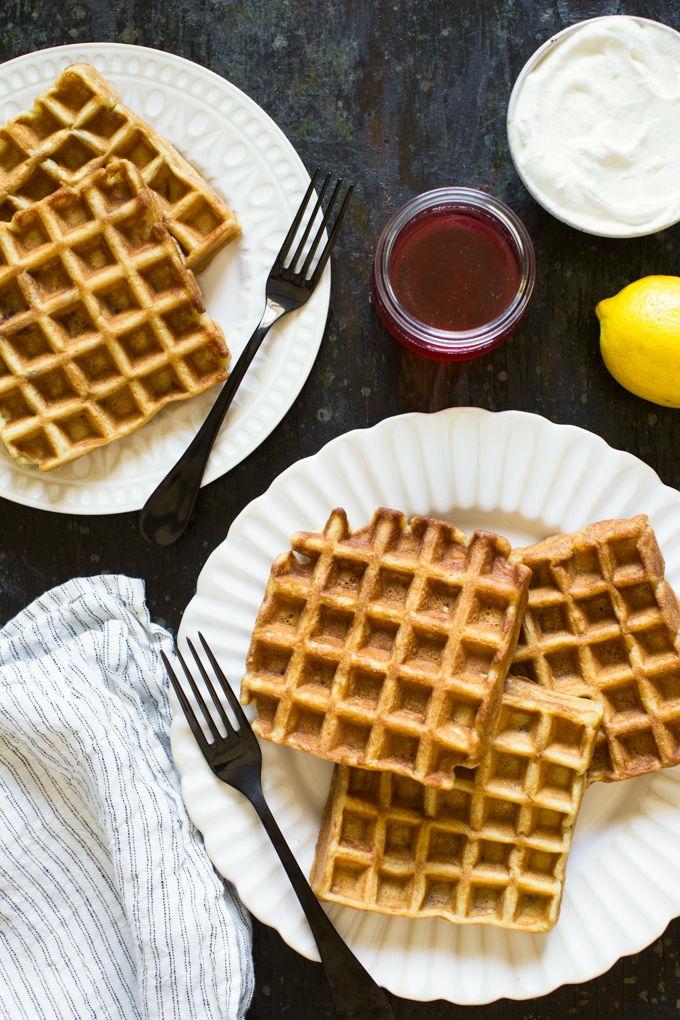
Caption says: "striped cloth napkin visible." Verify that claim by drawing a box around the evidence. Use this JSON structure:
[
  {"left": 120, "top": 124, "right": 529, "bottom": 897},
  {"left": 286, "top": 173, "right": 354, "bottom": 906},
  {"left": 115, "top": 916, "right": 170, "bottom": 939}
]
[{"left": 0, "top": 575, "right": 253, "bottom": 1020}]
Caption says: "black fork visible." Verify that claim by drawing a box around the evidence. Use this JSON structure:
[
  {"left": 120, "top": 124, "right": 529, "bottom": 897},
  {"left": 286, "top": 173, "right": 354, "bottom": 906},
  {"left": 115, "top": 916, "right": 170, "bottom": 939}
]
[
  {"left": 163, "top": 634, "right": 395, "bottom": 1020},
  {"left": 140, "top": 170, "right": 353, "bottom": 546}
]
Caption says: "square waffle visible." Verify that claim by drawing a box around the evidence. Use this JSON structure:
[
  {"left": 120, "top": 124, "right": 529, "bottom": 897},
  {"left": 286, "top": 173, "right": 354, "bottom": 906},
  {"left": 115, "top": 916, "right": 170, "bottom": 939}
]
[
  {"left": 0, "top": 63, "right": 240, "bottom": 273},
  {"left": 0, "top": 159, "right": 230, "bottom": 471},
  {"left": 511, "top": 515, "right": 680, "bottom": 783},
  {"left": 240, "top": 507, "right": 531, "bottom": 787},
  {"left": 310, "top": 677, "right": 603, "bottom": 932}
]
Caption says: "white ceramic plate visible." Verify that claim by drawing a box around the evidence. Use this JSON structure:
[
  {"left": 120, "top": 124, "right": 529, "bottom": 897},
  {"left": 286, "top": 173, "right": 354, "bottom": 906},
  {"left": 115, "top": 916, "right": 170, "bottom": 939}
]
[
  {"left": 0, "top": 43, "right": 330, "bottom": 513},
  {"left": 174, "top": 407, "right": 680, "bottom": 1004}
]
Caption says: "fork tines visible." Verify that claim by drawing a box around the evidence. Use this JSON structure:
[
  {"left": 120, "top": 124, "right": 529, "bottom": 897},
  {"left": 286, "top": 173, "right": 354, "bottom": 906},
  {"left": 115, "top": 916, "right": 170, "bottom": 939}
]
[
  {"left": 162, "top": 633, "right": 249, "bottom": 750},
  {"left": 276, "top": 169, "right": 353, "bottom": 286}
]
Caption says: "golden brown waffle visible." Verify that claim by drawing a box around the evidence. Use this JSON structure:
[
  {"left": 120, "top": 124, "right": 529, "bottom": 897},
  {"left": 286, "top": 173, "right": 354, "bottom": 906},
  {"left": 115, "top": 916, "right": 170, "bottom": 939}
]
[
  {"left": 0, "top": 63, "right": 240, "bottom": 273},
  {"left": 0, "top": 159, "right": 229, "bottom": 471},
  {"left": 240, "top": 507, "right": 531, "bottom": 787},
  {"left": 511, "top": 515, "right": 680, "bottom": 783},
  {"left": 310, "top": 677, "right": 603, "bottom": 932}
]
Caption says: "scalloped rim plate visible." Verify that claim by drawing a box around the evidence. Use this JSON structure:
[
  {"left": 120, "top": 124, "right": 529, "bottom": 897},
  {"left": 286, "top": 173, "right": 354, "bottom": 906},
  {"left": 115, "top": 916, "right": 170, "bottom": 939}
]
[
  {"left": 0, "top": 43, "right": 329, "bottom": 514},
  {"left": 174, "top": 407, "right": 680, "bottom": 1004}
]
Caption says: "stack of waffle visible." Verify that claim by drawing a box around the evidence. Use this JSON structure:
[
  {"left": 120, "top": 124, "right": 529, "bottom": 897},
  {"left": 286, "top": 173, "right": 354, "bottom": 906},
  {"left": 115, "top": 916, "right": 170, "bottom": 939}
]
[
  {"left": 0, "top": 63, "right": 239, "bottom": 470},
  {"left": 241, "top": 507, "right": 680, "bottom": 932}
]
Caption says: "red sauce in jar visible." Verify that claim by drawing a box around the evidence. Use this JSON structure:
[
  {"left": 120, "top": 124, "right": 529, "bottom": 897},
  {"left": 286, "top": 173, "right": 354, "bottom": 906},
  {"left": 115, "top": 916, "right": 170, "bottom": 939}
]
[{"left": 389, "top": 209, "right": 521, "bottom": 331}]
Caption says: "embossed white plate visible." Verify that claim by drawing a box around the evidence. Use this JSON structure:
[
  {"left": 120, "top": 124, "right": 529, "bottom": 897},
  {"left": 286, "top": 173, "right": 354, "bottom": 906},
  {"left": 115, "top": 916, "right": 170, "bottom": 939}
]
[
  {"left": 0, "top": 44, "right": 330, "bottom": 513},
  {"left": 175, "top": 407, "right": 680, "bottom": 1004}
]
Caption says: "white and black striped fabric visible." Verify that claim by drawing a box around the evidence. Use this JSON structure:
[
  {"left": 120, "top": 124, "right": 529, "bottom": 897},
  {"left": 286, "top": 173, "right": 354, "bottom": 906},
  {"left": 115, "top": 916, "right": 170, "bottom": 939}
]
[{"left": 0, "top": 575, "right": 253, "bottom": 1020}]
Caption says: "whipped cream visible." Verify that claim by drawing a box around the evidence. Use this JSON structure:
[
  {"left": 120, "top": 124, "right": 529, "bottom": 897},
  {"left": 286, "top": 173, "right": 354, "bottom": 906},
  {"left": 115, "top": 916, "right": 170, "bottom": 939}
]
[{"left": 508, "top": 17, "right": 680, "bottom": 236}]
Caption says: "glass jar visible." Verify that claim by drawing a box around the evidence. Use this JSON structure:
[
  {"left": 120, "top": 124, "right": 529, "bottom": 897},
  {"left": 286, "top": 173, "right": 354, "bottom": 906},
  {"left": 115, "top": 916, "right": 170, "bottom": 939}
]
[{"left": 372, "top": 187, "right": 536, "bottom": 361}]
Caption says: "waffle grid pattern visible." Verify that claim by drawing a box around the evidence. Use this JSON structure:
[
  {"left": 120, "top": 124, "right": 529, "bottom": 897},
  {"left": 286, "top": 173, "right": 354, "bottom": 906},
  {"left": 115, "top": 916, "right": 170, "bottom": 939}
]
[
  {"left": 0, "top": 63, "right": 240, "bottom": 273},
  {"left": 310, "top": 678, "right": 603, "bottom": 932},
  {"left": 511, "top": 515, "right": 680, "bottom": 783},
  {"left": 241, "top": 507, "right": 531, "bottom": 788},
  {"left": 0, "top": 159, "right": 229, "bottom": 471}
]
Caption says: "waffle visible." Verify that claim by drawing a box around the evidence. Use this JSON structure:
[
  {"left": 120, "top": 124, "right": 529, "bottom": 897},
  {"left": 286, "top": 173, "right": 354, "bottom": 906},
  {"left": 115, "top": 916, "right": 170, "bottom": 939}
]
[
  {"left": 311, "top": 677, "right": 603, "bottom": 932},
  {"left": 0, "top": 63, "right": 240, "bottom": 273},
  {"left": 511, "top": 515, "right": 680, "bottom": 783},
  {"left": 240, "top": 507, "right": 531, "bottom": 787},
  {"left": 0, "top": 159, "right": 230, "bottom": 471}
]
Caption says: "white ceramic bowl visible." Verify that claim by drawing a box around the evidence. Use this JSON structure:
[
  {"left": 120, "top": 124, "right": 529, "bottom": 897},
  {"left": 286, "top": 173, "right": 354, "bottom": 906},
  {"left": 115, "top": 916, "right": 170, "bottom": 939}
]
[{"left": 507, "top": 16, "right": 680, "bottom": 238}]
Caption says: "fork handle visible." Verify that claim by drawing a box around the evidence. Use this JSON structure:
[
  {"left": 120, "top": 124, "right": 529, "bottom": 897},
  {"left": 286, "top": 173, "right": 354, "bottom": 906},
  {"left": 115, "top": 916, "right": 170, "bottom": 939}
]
[
  {"left": 139, "top": 299, "right": 284, "bottom": 546},
  {"left": 247, "top": 785, "right": 395, "bottom": 1020}
]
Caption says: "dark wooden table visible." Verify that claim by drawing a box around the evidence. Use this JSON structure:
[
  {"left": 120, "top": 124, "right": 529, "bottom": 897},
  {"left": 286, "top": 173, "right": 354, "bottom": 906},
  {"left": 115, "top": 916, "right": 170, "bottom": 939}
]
[{"left": 2, "top": 1, "right": 680, "bottom": 1016}]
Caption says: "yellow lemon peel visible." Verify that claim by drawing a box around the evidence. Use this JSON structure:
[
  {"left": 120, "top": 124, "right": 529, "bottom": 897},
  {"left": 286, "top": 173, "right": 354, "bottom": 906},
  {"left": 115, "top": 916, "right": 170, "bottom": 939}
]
[{"left": 597, "top": 275, "right": 680, "bottom": 407}]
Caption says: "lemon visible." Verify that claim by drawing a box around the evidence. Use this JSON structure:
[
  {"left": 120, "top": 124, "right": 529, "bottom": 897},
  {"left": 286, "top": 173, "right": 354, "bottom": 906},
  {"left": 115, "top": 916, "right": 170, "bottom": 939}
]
[{"left": 596, "top": 275, "right": 680, "bottom": 407}]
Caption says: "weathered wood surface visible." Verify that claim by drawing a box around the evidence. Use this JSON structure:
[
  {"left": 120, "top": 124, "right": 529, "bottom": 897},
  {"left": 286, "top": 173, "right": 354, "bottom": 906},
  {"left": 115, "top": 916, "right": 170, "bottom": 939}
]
[{"left": 1, "top": 1, "right": 679, "bottom": 1015}]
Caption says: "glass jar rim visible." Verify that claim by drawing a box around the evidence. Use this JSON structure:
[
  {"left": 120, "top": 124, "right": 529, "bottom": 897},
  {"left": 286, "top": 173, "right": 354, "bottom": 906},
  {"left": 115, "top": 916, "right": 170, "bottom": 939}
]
[{"left": 373, "top": 187, "right": 535, "bottom": 351}]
